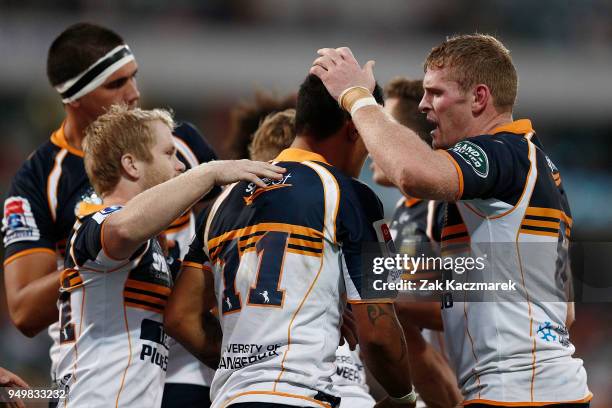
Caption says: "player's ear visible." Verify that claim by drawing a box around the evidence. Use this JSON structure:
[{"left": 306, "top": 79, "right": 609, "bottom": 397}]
[
  {"left": 346, "top": 120, "right": 360, "bottom": 142},
  {"left": 120, "top": 153, "right": 140, "bottom": 179},
  {"left": 67, "top": 100, "right": 80, "bottom": 108},
  {"left": 471, "top": 84, "right": 489, "bottom": 115}
]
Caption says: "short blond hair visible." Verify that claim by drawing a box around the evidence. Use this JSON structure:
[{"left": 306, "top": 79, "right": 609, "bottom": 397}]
[
  {"left": 249, "top": 109, "right": 296, "bottom": 161},
  {"left": 424, "top": 34, "right": 517, "bottom": 111},
  {"left": 83, "top": 104, "right": 174, "bottom": 196}
]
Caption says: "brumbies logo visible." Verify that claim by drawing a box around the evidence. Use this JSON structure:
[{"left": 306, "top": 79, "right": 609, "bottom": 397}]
[{"left": 450, "top": 141, "right": 489, "bottom": 178}]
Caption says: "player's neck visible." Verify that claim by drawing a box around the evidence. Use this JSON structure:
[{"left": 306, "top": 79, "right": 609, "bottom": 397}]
[
  {"left": 292, "top": 134, "right": 358, "bottom": 177},
  {"left": 474, "top": 110, "right": 514, "bottom": 137},
  {"left": 63, "top": 114, "right": 88, "bottom": 151},
  {"left": 102, "top": 181, "right": 143, "bottom": 207}
]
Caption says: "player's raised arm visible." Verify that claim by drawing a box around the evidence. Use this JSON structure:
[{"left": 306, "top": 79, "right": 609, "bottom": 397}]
[{"left": 311, "top": 47, "right": 460, "bottom": 202}]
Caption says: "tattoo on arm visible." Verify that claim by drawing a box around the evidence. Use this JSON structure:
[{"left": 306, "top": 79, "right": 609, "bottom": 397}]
[
  {"left": 367, "top": 304, "right": 389, "bottom": 325},
  {"left": 367, "top": 304, "right": 407, "bottom": 362}
]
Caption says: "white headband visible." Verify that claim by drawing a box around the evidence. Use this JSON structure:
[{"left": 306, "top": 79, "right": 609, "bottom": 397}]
[{"left": 55, "top": 44, "right": 135, "bottom": 103}]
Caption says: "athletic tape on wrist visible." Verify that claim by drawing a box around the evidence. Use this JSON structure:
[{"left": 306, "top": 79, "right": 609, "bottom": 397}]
[
  {"left": 350, "top": 96, "right": 378, "bottom": 116},
  {"left": 389, "top": 389, "right": 417, "bottom": 405},
  {"left": 338, "top": 86, "right": 372, "bottom": 111}
]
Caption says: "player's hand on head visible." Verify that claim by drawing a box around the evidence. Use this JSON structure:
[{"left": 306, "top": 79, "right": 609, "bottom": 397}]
[
  {"left": 206, "top": 159, "right": 286, "bottom": 188},
  {"left": 310, "top": 46, "right": 376, "bottom": 100}
]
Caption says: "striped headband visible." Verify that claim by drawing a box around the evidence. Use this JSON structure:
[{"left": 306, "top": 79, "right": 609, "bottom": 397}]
[{"left": 54, "top": 44, "right": 135, "bottom": 103}]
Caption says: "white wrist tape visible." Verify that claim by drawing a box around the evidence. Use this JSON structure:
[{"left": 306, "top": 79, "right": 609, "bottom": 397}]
[
  {"left": 350, "top": 96, "right": 378, "bottom": 116},
  {"left": 389, "top": 389, "right": 417, "bottom": 405}
]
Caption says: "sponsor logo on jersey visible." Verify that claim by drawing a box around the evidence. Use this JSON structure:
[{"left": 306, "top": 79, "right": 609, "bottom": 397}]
[
  {"left": 218, "top": 342, "right": 282, "bottom": 370},
  {"left": 545, "top": 155, "right": 559, "bottom": 173},
  {"left": 100, "top": 205, "right": 122, "bottom": 215},
  {"left": 140, "top": 319, "right": 170, "bottom": 371},
  {"left": 450, "top": 141, "right": 489, "bottom": 178},
  {"left": 244, "top": 173, "right": 293, "bottom": 205},
  {"left": 2, "top": 196, "right": 40, "bottom": 245}
]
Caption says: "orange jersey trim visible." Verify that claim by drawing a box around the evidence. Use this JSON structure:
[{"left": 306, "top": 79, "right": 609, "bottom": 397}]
[
  {"left": 125, "top": 279, "right": 171, "bottom": 296},
  {"left": 223, "top": 391, "right": 331, "bottom": 408},
  {"left": 3, "top": 247, "right": 56, "bottom": 266},
  {"left": 463, "top": 393, "right": 593, "bottom": 406},
  {"left": 208, "top": 223, "right": 323, "bottom": 252},
  {"left": 442, "top": 224, "right": 468, "bottom": 237},
  {"left": 182, "top": 261, "right": 204, "bottom": 270},
  {"left": 274, "top": 148, "right": 330, "bottom": 164},
  {"left": 76, "top": 202, "right": 105, "bottom": 217},
  {"left": 525, "top": 207, "right": 573, "bottom": 227},
  {"left": 521, "top": 219, "right": 560, "bottom": 229},
  {"left": 50, "top": 124, "right": 85, "bottom": 158},
  {"left": 491, "top": 119, "right": 534, "bottom": 135},
  {"left": 440, "top": 150, "right": 464, "bottom": 200},
  {"left": 404, "top": 197, "right": 422, "bottom": 208},
  {"left": 519, "top": 229, "right": 559, "bottom": 238}
]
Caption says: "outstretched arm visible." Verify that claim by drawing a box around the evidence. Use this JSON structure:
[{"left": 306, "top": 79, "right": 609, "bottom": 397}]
[{"left": 104, "top": 160, "right": 285, "bottom": 259}]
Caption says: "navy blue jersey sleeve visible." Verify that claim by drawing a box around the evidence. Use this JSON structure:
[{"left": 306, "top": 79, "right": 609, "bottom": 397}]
[
  {"left": 173, "top": 122, "right": 221, "bottom": 200},
  {"left": 2, "top": 164, "right": 56, "bottom": 262},
  {"left": 183, "top": 204, "right": 211, "bottom": 267},
  {"left": 65, "top": 206, "right": 123, "bottom": 268},
  {"left": 445, "top": 135, "right": 527, "bottom": 203},
  {"left": 336, "top": 178, "right": 390, "bottom": 302}
]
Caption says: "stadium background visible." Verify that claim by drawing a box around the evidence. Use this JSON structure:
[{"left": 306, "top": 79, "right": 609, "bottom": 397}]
[{"left": 0, "top": 0, "right": 610, "bottom": 404}]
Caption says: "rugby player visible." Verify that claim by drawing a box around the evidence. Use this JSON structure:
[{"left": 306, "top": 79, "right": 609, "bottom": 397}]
[
  {"left": 311, "top": 35, "right": 590, "bottom": 406},
  {"left": 166, "top": 75, "right": 417, "bottom": 408},
  {"left": 56, "top": 105, "right": 284, "bottom": 407},
  {"left": 1, "top": 22, "right": 221, "bottom": 407},
  {"left": 247, "top": 108, "right": 376, "bottom": 408}
]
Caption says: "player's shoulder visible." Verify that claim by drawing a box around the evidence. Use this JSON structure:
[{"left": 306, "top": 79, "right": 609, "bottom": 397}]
[
  {"left": 85, "top": 206, "right": 123, "bottom": 225},
  {"left": 452, "top": 132, "right": 527, "bottom": 153},
  {"left": 172, "top": 121, "right": 202, "bottom": 142},
  {"left": 11, "top": 140, "right": 60, "bottom": 184},
  {"left": 319, "top": 164, "right": 383, "bottom": 218}
]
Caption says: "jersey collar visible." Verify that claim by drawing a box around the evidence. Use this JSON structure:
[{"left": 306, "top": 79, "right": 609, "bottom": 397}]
[
  {"left": 76, "top": 202, "right": 106, "bottom": 218},
  {"left": 491, "top": 119, "right": 534, "bottom": 135},
  {"left": 274, "top": 148, "right": 329, "bottom": 164},
  {"left": 50, "top": 122, "right": 85, "bottom": 158}
]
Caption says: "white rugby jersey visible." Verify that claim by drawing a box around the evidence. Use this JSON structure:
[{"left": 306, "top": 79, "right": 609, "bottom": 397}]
[
  {"left": 333, "top": 344, "right": 375, "bottom": 408},
  {"left": 440, "top": 120, "right": 591, "bottom": 404},
  {"left": 184, "top": 149, "right": 389, "bottom": 408},
  {"left": 56, "top": 206, "right": 172, "bottom": 408}
]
